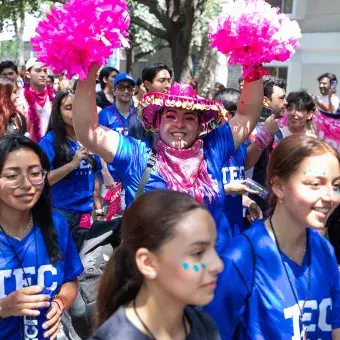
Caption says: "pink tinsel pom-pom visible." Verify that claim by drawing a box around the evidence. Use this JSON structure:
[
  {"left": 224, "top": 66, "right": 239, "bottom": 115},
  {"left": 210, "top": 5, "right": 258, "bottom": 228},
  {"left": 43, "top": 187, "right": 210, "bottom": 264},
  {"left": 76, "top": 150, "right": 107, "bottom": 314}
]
[
  {"left": 31, "top": 0, "right": 130, "bottom": 80},
  {"left": 209, "top": 0, "right": 301, "bottom": 78}
]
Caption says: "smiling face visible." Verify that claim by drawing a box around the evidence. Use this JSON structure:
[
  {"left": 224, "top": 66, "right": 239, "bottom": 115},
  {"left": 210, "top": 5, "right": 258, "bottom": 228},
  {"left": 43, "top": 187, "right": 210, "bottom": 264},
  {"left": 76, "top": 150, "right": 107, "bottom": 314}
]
[
  {"left": 287, "top": 104, "right": 313, "bottom": 131},
  {"left": 319, "top": 77, "right": 331, "bottom": 96},
  {"left": 147, "top": 208, "right": 223, "bottom": 306},
  {"left": 158, "top": 108, "right": 200, "bottom": 149},
  {"left": 276, "top": 153, "right": 340, "bottom": 232},
  {"left": 0, "top": 148, "right": 44, "bottom": 212}
]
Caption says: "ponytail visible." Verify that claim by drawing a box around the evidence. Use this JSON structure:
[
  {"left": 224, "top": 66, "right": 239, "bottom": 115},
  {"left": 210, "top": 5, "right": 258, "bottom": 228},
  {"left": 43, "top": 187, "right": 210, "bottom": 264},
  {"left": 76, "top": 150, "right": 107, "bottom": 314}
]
[{"left": 94, "top": 245, "right": 143, "bottom": 329}]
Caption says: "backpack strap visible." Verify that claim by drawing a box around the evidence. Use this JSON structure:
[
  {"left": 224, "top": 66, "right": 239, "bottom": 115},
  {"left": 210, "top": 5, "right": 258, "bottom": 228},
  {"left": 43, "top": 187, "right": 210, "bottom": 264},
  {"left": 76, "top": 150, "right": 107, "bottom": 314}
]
[
  {"left": 135, "top": 149, "right": 156, "bottom": 199},
  {"left": 241, "top": 233, "right": 256, "bottom": 299}
]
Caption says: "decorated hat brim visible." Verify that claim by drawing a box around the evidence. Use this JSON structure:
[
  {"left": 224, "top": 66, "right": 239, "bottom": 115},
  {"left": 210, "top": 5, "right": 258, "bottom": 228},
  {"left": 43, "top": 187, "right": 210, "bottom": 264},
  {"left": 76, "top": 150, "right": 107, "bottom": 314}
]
[{"left": 138, "top": 92, "right": 226, "bottom": 134}]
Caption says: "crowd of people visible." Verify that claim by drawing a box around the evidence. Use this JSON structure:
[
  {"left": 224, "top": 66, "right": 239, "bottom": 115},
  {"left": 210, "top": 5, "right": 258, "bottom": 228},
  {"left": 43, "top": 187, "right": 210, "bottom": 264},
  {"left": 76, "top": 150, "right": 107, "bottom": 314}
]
[{"left": 0, "top": 55, "right": 339, "bottom": 340}]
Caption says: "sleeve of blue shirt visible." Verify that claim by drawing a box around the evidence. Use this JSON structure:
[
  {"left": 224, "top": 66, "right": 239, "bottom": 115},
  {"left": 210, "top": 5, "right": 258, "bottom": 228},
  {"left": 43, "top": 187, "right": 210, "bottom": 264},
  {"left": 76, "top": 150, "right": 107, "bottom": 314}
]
[
  {"left": 98, "top": 108, "right": 109, "bottom": 127},
  {"left": 204, "top": 236, "right": 254, "bottom": 340},
  {"left": 110, "top": 134, "right": 145, "bottom": 179},
  {"left": 53, "top": 211, "right": 84, "bottom": 282},
  {"left": 39, "top": 132, "right": 56, "bottom": 169},
  {"left": 329, "top": 244, "right": 340, "bottom": 329},
  {"left": 205, "top": 123, "right": 235, "bottom": 165}
]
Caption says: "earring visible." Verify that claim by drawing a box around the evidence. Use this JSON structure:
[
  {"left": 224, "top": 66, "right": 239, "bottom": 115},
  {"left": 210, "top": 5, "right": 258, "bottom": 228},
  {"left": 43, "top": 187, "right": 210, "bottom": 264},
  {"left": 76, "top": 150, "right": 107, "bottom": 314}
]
[
  {"left": 278, "top": 196, "right": 284, "bottom": 203},
  {"left": 148, "top": 272, "right": 156, "bottom": 279}
]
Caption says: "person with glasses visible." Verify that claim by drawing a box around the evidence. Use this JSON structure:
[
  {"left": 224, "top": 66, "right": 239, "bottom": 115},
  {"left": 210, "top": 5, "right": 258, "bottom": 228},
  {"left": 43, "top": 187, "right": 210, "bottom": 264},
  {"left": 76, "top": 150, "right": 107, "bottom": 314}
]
[
  {"left": 97, "top": 73, "right": 152, "bottom": 218},
  {"left": 39, "top": 90, "right": 101, "bottom": 250},
  {"left": 0, "top": 134, "right": 83, "bottom": 340}
]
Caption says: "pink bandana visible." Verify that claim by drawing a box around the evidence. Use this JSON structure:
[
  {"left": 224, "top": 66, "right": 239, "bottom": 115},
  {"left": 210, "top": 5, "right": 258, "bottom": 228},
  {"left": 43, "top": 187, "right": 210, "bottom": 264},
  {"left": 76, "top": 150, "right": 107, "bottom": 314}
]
[
  {"left": 24, "top": 85, "right": 54, "bottom": 141},
  {"left": 156, "top": 138, "right": 220, "bottom": 205}
]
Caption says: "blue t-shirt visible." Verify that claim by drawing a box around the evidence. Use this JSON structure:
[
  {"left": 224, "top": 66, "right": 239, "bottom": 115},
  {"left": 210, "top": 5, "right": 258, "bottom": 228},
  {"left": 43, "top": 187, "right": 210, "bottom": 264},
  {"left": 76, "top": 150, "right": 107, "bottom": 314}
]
[
  {"left": 222, "top": 143, "right": 247, "bottom": 236},
  {"left": 98, "top": 104, "right": 135, "bottom": 182},
  {"left": 204, "top": 221, "right": 340, "bottom": 339},
  {"left": 109, "top": 123, "right": 235, "bottom": 252},
  {"left": 0, "top": 212, "right": 83, "bottom": 339},
  {"left": 39, "top": 131, "right": 97, "bottom": 213}
]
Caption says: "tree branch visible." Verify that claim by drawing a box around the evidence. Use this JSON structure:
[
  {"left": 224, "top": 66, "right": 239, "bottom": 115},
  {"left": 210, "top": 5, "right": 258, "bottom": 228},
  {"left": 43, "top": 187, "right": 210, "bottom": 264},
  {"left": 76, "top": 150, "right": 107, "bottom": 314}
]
[
  {"left": 134, "top": 0, "right": 172, "bottom": 31},
  {"left": 131, "top": 15, "right": 169, "bottom": 41}
]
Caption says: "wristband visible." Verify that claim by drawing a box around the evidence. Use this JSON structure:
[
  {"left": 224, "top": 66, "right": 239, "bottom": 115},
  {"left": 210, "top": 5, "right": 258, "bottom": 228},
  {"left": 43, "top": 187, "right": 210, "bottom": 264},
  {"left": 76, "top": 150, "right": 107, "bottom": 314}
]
[
  {"left": 255, "top": 127, "right": 274, "bottom": 150},
  {"left": 52, "top": 297, "right": 65, "bottom": 312},
  {"left": 95, "top": 208, "right": 105, "bottom": 215}
]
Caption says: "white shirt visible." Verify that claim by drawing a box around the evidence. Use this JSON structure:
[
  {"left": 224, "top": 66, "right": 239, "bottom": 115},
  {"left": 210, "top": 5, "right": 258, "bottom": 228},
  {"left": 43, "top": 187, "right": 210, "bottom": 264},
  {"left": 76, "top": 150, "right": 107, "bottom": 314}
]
[{"left": 317, "top": 94, "right": 340, "bottom": 112}]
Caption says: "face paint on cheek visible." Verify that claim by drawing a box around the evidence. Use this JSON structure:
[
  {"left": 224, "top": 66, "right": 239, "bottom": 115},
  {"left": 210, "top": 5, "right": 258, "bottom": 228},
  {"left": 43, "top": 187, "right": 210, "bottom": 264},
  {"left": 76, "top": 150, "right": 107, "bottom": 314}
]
[{"left": 182, "top": 262, "right": 207, "bottom": 272}]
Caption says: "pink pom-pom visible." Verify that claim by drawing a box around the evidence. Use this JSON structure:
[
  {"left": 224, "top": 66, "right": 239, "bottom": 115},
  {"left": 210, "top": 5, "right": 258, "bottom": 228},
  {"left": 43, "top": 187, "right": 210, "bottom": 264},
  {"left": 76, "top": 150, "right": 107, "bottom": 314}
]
[
  {"left": 31, "top": 0, "right": 130, "bottom": 80},
  {"left": 209, "top": 0, "right": 301, "bottom": 78}
]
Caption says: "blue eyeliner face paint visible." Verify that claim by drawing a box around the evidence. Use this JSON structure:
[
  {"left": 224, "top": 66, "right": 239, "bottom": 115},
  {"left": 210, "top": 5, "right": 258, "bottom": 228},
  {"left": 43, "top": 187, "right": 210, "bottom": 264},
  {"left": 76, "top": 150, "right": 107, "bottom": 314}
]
[
  {"left": 201, "top": 263, "right": 207, "bottom": 270},
  {"left": 303, "top": 169, "right": 327, "bottom": 176}
]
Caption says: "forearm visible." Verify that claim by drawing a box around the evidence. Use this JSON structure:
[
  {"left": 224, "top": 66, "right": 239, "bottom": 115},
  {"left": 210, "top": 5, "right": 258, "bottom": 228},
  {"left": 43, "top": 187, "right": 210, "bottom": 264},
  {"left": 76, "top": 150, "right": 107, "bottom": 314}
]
[
  {"left": 230, "top": 79, "right": 263, "bottom": 149},
  {"left": 246, "top": 142, "right": 263, "bottom": 170},
  {"left": 73, "top": 66, "right": 117, "bottom": 162},
  {"left": 317, "top": 100, "right": 334, "bottom": 112},
  {"left": 332, "top": 328, "right": 340, "bottom": 340},
  {"left": 93, "top": 176, "right": 103, "bottom": 210},
  {"left": 242, "top": 195, "right": 253, "bottom": 208},
  {"left": 238, "top": 79, "right": 263, "bottom": 130},
  {"left": 54, "top": 280, "right": 78, "bottom": 310},
  {"left": 48, "top": 162, "right": 75, "bottom": 185}
]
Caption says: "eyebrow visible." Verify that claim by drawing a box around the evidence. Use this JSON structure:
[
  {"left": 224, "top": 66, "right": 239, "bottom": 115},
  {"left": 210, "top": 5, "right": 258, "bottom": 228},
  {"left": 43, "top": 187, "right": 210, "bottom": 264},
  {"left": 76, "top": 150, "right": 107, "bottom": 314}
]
[
  {"left": 187, "top": 240, "right": 211, "bottom": 247},
  {"left": 3, "top": 165, "right": 42, "bottom": 171}
]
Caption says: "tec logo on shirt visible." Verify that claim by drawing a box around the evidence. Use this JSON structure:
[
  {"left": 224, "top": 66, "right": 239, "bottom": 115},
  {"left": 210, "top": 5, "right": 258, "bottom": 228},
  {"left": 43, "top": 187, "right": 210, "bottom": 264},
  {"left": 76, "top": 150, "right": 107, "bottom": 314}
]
[{"left": 222, "top": 166, "right": 245, "bottom": 184}]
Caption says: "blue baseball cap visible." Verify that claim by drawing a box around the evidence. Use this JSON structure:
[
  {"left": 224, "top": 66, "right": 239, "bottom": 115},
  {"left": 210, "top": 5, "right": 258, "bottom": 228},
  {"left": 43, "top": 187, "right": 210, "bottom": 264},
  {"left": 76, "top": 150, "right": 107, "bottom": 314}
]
[{"left": 113, "top": 73, "right": 136, "bottom": 87}]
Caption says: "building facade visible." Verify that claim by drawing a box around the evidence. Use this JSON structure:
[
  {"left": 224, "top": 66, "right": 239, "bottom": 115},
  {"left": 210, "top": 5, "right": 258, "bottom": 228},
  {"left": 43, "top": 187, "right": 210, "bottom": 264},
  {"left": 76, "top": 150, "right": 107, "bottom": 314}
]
[{"left": 265, "top": 0, "right": 340, "bottom": 95}]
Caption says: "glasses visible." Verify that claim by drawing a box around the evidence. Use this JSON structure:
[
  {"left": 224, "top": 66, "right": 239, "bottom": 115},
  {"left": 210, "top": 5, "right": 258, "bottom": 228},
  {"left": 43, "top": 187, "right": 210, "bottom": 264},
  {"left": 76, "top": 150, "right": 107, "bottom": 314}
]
[
  {"left": 0, "top": 168, "right": 47, "bottom": 189},
  {"left": 116, "top": 85, "right": 134, "bottom": 92}
]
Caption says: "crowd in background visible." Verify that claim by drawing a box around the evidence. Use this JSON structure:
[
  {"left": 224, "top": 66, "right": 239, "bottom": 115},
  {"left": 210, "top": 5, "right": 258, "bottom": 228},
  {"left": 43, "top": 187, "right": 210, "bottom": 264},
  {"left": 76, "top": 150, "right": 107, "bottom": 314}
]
[{"left": 0, "top": 56, "right": 339, "bottom": 340}]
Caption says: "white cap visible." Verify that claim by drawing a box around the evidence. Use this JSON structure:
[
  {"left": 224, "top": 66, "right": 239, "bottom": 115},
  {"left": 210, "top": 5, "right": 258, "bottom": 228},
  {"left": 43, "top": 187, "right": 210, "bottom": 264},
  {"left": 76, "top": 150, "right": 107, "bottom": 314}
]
[{"left": 25, "top": 58, "right": 44, "bottom": 71}]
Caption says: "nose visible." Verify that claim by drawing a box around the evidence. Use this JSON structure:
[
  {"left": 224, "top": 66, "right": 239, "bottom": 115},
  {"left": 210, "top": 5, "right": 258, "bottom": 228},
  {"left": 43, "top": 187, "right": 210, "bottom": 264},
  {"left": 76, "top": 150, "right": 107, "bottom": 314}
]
[
  {"left": 174, "top": 116, "right": 185, "bottom": 128},
  {"left": 209, "top": 250, "right": 224, "bottom": 276},
  {"left": 20, "top": 174, "right": 33, "bottom": 189},
  {"left": 283, "top": 98, "right": 288, "bottom": 106},
  {"left": 164, "top": 80, "right": 171, "bottom": 91}
]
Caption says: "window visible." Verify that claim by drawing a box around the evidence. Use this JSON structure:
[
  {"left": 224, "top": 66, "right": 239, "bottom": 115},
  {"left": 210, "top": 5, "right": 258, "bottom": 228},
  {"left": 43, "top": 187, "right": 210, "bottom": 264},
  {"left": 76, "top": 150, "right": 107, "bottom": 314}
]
[
  {"left": 266, "top": 0, "right": 293, "bottom": 14},
  {"left": 265, "top": 67, "right": 288, "bottom": 82}
]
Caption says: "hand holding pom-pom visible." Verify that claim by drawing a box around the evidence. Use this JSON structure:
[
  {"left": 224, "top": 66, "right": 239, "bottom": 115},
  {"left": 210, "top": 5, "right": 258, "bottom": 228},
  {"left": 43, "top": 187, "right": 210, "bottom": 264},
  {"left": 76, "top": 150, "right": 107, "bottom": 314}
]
[
  {"left": 31, "top": 0, "right": 130, "bottom": 80},
  {"left": 209, "top": 0, "right": 301, "bottom": 80}
]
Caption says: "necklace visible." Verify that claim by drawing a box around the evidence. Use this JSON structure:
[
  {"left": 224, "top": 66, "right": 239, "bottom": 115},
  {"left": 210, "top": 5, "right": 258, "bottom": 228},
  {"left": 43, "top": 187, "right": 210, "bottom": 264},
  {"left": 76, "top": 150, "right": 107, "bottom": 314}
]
[
  {"left": 133, "top": 299, "right": 188, "bottom": 340},
  {"left": 269, "top": 217, "right": 311, "bottom": 340},
  {"left": 0, "top": 215, "right": 33, "bottom": 241}
]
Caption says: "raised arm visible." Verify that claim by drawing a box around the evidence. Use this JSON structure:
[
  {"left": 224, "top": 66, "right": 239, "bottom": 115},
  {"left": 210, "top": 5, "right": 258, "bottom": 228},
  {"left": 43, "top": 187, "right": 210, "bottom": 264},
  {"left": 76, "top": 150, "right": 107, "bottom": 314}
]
[
  {"left": 73, "top": 64, "right": 119, "bottom": 163},
  {"left": 229, "top": 78, "right": 263, "bottom": 150}
]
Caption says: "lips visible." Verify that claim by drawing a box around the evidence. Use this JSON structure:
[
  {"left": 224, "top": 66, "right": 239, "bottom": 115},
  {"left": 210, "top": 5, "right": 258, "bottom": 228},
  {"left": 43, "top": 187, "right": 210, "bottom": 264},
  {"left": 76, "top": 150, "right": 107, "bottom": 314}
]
[
  {"left": 202, "top": 280, "right": 217, "bottom": 290},
  {"left": 171, "top": 132, "right": 186, "bottom": 139},
  {"left": 312, "top": 207, "right": 330, "bottom": 219},
  {"left": 16, "top": 194, "right": 35, "bottom": 202}
]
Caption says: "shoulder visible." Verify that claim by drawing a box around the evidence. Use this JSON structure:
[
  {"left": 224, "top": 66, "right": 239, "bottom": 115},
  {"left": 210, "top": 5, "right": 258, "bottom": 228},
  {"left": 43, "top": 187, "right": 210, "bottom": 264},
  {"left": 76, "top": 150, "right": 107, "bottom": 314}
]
[
  {"left": 186, "top": 307, "right": 220, "bottom": 339},
  {"left": 51, "top": 210, "right": 69, "bottom": 235},
  {"left": 39, "top": 131, "right": 55, "bottom": 147},
  {"left": 90, "top": 307, "right": 143, "bottom": 340},
  {"left": 309, "top": 228, "right": 336, "bottom": 256}
]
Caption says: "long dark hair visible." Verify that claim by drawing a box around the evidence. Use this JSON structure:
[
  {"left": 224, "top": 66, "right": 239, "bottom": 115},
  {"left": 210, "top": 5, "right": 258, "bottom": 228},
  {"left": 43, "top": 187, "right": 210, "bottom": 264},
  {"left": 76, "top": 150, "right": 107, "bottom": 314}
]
[
  {"left": 48, "top": 90, "right": 96, "bottom": 170},
  {"left": 95, "top": 190, "right": 203, "bottom": 328},
  {"left": 0, "top": 76, "right": 22, "bottom": 135},
  {"left": 0, "top": 135, "right": 61, "bottom": 264},
  {"left": 267, "top": 135, "right": 340, "bottom": 215}
]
